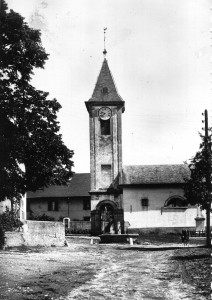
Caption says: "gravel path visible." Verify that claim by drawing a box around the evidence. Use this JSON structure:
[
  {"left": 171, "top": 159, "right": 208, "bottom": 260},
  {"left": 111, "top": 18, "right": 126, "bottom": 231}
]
[
  {"left": 0, "top": 243, "right": 209, "bottom": 300},
  {"left": 65, "top": 245, "right": 207, "bottom": 300}
]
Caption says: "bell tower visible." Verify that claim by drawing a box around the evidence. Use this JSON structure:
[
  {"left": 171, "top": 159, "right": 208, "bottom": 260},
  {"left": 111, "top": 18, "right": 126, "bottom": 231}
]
[{"left": 85, "top": 58, "right": 125, "bottom": 235}]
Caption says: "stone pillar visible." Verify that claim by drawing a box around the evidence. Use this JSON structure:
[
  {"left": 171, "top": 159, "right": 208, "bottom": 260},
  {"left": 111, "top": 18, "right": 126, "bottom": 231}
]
[
  {"left": 91, "top": 210, "right": 101, "bottom": 236},
  {"left": 117, "top": 221, "right": 121, "bottom": 234},
  {"left": 63, "top": 218, "right": 70, "bottom": 228},
  {"left": 114, "top": 209, "right": 124, "bottom": 234}
]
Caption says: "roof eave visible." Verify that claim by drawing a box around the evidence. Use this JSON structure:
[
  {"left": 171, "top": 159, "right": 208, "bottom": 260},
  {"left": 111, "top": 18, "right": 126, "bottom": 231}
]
[{"left": 85, "top": 100, "right": 125, "bottom": 113}]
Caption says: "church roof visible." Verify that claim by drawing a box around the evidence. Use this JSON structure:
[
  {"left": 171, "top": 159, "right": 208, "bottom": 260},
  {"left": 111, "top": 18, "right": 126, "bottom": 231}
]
[
  {"left": 27, "top": 173, "right": 90, "bottom": 198},
  {"left": 88, "top": 58, "right": 123, "bottom": 102},
  {"left": 122, "top": 164, "right": 190, "bottom": 185},
  {"left": 27, "top": 165, "right": 190, "bottom": 199}
]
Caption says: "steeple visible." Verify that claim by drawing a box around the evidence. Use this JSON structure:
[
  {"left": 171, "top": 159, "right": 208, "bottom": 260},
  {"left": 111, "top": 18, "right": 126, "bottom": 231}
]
[
  {"left": 89, "top": 59, "right": 123, "bottom": 103},
  {"left": 85, "top": 51, "right": 125, "bottom": 236}
]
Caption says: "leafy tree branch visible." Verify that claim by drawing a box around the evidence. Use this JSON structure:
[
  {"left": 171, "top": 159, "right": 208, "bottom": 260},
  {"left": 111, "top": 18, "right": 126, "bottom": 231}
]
[{"left": 0, "top": 0, "right": 74, "bottom": 202}]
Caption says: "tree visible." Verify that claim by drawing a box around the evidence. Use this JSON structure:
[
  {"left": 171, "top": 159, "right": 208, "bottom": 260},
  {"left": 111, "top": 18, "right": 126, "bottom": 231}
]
[
  {"left": 184, "top": 110, "right": 211, "bottom": 247},
  {"left": 184, "top": 117, "right": 211, "bottom": 210},
  {"left": 0, "top": 0, "right": 74, "bottom": 202}
]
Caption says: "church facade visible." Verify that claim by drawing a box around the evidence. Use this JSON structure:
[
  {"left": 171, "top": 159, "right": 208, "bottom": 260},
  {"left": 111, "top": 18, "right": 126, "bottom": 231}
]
[
  {"left": 85, "top": 58, "right": 200, "bottom": 235},
  {"left": 27, "top": 57, "right": 207, "bottom": 235}
]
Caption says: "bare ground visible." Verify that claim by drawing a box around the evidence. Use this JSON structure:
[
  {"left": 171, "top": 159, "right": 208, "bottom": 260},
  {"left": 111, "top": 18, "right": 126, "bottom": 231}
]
[{"left": 0, "top": 239, "right": 210, "bottom": 300}]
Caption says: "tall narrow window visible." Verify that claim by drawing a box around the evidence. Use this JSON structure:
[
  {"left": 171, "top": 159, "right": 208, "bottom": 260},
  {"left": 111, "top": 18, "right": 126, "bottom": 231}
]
[
  {"left": 83, "top": 199, "right": 91, "bottom": 210},
  {"left": 141, "top": 198, "right": 149, "bottom": 211},
  {"left": 48, "top": 199, "right": 59, "bottom": 211},
  {"left": 101, "top": 165, "right": 112, "bottom": 187},
  {"left": 101, "top": 119, "right": 110, "bottom": 135}
]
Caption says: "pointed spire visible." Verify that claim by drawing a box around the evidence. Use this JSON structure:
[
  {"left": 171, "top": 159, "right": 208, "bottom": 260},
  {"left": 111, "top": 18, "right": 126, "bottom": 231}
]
[
  {"left": 103, "top": 28, "right": 107, "bottom": 57},
  {"left": 89, "top": 58, "right": 123, "bottom": 102}
]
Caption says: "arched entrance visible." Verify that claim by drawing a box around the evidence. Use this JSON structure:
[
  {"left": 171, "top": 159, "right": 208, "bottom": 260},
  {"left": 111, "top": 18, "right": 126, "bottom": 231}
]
[
  {"left": 100, "top": 203, "right": 114, "bottom": 233},
  {"left": 91, "top": 200, "right": 124, "bottom": 236}
]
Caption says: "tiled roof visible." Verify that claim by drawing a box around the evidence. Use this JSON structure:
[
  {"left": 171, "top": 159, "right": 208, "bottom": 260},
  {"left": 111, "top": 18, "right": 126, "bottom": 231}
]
[
  {"left": 27, "top": 173, "right": 90, "bottom": 198},
  {"left": 122, "top": 164, "right": 190, "bottom": 185},
  {"left": 89, "top": 58, "right": 123, "bottom": 102},
  {"left": 27, "top": 165, "right": 190, "bottom": 198}
]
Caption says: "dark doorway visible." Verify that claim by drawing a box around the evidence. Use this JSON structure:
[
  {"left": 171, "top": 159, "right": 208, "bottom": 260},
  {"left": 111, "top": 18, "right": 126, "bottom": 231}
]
[
  {"left": 91, "top": 200, "right": 124, "bottom": 236},
  {"left": 100, "top": 204, "right": 114, "bottom": 233}
]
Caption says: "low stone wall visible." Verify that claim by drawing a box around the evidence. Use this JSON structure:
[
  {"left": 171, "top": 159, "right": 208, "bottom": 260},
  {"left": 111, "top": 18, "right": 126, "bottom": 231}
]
[
  {"left": 5, "top": 220, "right": 65, "bottom": 247},
  {"left": 5, "top": 232, "right": 24, "bottom": 247}
]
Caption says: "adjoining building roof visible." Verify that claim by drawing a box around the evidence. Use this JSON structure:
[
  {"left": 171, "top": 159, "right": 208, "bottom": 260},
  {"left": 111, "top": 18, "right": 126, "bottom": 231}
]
[
  {"left": 122, "top": 164, "right": 190, "bottom": 185},
  {"left": 89, "top": 58, "right": 123, "bottom": 102},
  {"left": 27, "top": 173, "right": 90, "bottom": 198},
  {"left": 27, "top": 165, "right": 190, "bottom": 199}
]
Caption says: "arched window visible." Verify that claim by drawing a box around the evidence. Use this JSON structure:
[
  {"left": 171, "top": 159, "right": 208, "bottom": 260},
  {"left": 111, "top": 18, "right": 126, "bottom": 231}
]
[{"left": 164, "top": 196, "right": 187, "bottom": 208}]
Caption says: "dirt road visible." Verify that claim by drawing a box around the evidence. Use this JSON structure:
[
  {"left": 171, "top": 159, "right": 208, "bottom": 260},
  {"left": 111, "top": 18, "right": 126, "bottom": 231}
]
[{"left": 0, "top": 243, "right": 210, "bottom": 300}]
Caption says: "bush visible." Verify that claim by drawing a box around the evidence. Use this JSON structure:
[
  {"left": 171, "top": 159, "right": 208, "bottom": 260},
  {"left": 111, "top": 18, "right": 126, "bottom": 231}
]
[
  {"left": 28, "top": 213, "right": 55, "bottom": 221},
  {"left": 58, "top": 216, "right": 65, "bottom": 222},
  {"left": 0, "top": 207, "right": 22, "bottom": 231},
  {"left": 0, "top": 208, "right": 22, "bottom": 249},
  {"left": 65, "top": 228, "right": 91, "bottom": 235}
]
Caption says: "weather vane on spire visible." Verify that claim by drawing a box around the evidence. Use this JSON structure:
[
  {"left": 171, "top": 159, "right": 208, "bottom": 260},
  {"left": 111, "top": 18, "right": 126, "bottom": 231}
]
[{"left": 103, "top": 27, "right": 107, "bottom": 57}]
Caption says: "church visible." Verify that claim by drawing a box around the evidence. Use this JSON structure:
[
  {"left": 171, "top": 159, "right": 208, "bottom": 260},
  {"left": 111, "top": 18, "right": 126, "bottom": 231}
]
[{"left": 27, "top": 56, "right": 204, "bottom": 235}]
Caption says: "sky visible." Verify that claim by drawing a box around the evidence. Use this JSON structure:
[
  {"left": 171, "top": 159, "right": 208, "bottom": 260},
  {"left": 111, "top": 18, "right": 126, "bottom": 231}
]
[{"left": 6, "top": 0, "right": 212, "bottom": 173}]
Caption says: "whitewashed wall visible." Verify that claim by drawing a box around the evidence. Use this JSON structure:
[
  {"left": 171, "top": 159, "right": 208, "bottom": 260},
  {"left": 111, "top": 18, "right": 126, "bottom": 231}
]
[
  {"left": 28, "top": 198, "right": 90, "bottom": 221},
  {"left": 123, "top": 186, "right": 202, "bottom": 230}
]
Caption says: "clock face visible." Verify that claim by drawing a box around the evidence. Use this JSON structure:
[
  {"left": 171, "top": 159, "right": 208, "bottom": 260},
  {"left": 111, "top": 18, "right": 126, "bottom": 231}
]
[{"left": 98, "top": 107, "right": 112, "bottom": 120}]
